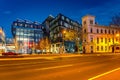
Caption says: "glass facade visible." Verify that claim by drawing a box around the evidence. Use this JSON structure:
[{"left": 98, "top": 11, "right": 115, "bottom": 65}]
[{"left": 11, "top": 20, "right": 43, "bottom": 54}]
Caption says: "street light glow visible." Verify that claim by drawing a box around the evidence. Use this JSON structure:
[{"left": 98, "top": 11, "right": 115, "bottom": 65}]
[{"left": 63, "top": 30, "right": 66, "bottom": 34}]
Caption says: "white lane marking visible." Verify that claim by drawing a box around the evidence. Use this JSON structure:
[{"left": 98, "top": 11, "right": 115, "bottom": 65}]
[
  {"left": 88, "top": 67, "right": 120, "bottom": 80},
  {"left": 35, "top": 64, "right": 73, "bottom": 70}
]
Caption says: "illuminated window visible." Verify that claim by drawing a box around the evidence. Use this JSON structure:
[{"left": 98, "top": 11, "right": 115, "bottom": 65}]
[
  {"left": 25, "top": 24, "right": 27, "bottom": 27},
  {"left": 105, "top": 46, "right": 107, "bottom": 51},
  {"left": 105, "top": 38, "right": 107, "bottom": 44},
  {"left": 31, "top": 25, "right": 33, "bottom": 28},
  {"left": 101, "top": 38, "right": 103, "bottom": 42},
  {"left": 16, "top": 32, "right": 19, "bottom": 35},
  {"left": 113, "top": 38, "right": 114, "bottom": 43},
  {"left": 62, "top": 16, "right": 64, "bottom": 20}
]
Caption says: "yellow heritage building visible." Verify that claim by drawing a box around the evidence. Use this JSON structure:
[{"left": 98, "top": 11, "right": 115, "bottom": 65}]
[{"left": 82, "top": 15, "right": 120, "bottom": 53}]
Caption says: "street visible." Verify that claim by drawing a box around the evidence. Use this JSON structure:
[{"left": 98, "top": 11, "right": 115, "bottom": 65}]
[{"left": 0, "top": 54, "right": 120, "bottom": 80}]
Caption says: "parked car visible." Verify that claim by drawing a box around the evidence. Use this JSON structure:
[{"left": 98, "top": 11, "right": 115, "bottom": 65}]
[{"left": 2, "top": 52, "right": 18, "bottom": 56}]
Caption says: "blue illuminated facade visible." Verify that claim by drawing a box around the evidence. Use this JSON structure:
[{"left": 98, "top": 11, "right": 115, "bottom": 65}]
[{"left": 11, "top": 20, "right": 43, "bottom": 54}]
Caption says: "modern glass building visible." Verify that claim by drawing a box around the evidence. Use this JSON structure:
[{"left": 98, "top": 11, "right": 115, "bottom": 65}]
[{"left": 11, "top": 19, "right": 43, "bottom": 54}]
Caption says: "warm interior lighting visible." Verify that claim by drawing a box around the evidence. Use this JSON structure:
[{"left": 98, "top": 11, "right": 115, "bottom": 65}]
[{"left": 116, "top": 34, "right": 119, "bottom": 37}]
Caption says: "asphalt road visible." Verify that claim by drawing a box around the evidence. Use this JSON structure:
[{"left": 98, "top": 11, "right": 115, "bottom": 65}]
[{"left": 0, "top": 54, "right": 120, "bottom": 80}]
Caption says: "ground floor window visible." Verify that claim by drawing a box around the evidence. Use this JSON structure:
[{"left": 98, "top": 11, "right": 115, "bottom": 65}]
[{"left": 97, "top": 46, "right": 99, "bottom": 51}]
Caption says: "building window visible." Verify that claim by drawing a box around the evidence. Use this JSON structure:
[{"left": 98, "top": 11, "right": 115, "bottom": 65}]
[
  {"left": 116, "top": 38, "right": 118, "bottom": 42},
  {"left": 90, "top": 20, "right": 93, "bottom": 25},
  {"left": 105, "top": 30, "right": 107, "bottom": 34},
  {"left": 101, "top": 38, "right": 103, "bottom": 42},
  {"left": 112, "top": 30, "right": 114, "bottom": 34},
  {"left": 109, "top": 30, "right": 110, "bottom": 34},
  {"left": 84, "top": 21, "right": 86, "bottom": 25},
  {"left": 14, "top": 23, "right": 18, "bottom": 26},
  {"left": 66, "top": 18, "right": 70, "bottom": 23},
  {"left": 97, "top": 46, "right": 99, "bottom": 51},
  {"left": 83, "top": 39, "right": 86, "bottom": 42},
  {"left": 97, "top": 38, "right": 99, "bottom": 44},
  {"left": 101, "top": 29, "right": 103, "bottom": 33},
  {"left": 64, "top": 22, "right": 68, "bottom": 27},
  {"left": 101, "top": 46, "right": 103, "bottom": 51},
  {"left": 62, "top": 16, "right": 64, "bottom": 20},
  {"left": 105, "top": 46, "right": 107, "bottom": 51},
  {"left": 25, "top": 24, "right": 27, "bottom": 27},
  {"left": 105, "top": 38, "right": 107, "bottom": 44},
  {"left": 84, "top": 29, "right": 86, "bottom": 33},
  {"left": 97, "top": 29, "right": 99, "bottom": 33},
  {"left": 109, "top": 38, "right": 111, "bottom": 42},
  {"left": 30, "top": 25, "right": 33, "bottom": 28},
  {"left": 90, "top": 37, "right": 93, "bottom": 42},
  {"left": 112, "top": 38, "right": 114, "bottom": 44},
  {"left": 90, "top": 28, "right": 93, "bottom": 33}
]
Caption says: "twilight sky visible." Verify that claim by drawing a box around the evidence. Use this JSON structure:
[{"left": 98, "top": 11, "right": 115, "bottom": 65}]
[{"left": 0, "top": 0, "right": 120, "bottom": 37}]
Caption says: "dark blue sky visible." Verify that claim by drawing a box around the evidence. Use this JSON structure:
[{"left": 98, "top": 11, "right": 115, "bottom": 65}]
[{"left": 0, "top": 0, "right": 120, "bottom": 37}]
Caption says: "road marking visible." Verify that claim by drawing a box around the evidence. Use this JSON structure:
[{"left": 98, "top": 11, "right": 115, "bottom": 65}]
[
  {"left": 35, "top": 64, "right": 73, "bottom": 70},
  {"left": 88, "top": 67, "right": 120, "bottom": 80}
]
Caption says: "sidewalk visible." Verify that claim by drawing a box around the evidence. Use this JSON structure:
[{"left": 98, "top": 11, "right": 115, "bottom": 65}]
[{"left": 0, "top": 53, "right": 120, "bottom": 61}]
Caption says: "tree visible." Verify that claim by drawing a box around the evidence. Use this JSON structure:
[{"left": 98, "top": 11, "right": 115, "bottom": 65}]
[
  {"left": 110, "top": 13, "right": 120, "bottom": 26},
  {"left": 37, "top": 37, "right": 51, "bottom": 53},
  {"left": 45, "top": 37, "right": 51, "bottom": 52},
  {"left": 62, "top": 29, "right": 81, "bottom": 53}
]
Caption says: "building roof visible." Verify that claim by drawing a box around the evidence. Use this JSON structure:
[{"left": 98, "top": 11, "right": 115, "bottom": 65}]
[
  {"left": 42, "top": 15, "right": 54, "bottom": 24},
  {"left": 82, "top": 14, "right": 95, "bottom": 19}
]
